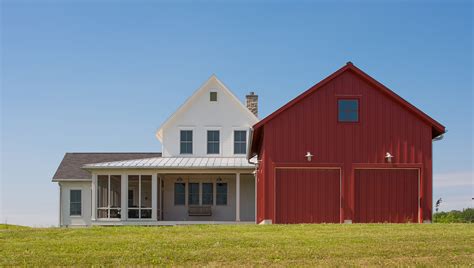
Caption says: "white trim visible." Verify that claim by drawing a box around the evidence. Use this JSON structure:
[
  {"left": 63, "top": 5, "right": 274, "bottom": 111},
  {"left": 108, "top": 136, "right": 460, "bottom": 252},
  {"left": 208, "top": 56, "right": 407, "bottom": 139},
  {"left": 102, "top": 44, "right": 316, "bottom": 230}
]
[
  {"left": 178, "top": 127, "right": 195, "bottom": 156},
  {"left": 91, "top": 174, "right": 97, "bottom": 221},
  {"left": 152, "top": 174, "right": 158, "bottom": 220},
  {"left": 232, "top": 128, "right": 249, "bottom": 156},
  {"left": 205, "top": 127, "right": 222, "bottom": 156},
  {"left": 120, "top": 174, "right": 128, "bottom": 221},
  {"left": 155, "top": 75, "right": 259, "bottom": 142},
  {"left": 236, "top": 172, "right": 241, "bottom": 221}
]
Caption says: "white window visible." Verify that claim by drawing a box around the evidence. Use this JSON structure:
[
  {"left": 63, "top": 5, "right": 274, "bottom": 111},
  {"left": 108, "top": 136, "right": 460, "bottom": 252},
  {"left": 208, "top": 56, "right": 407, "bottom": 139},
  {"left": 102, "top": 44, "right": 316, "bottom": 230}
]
[
  {"left": 180, "top": 130, "right": 193, "bottom": 154},
  {"left": 210, "top": 91, "right": 217, "bottom": 102},
  {"left": 234, "top": 130, "right": 247, "bottom": 154},
  {"left": 128, "top": 175, "right": 152, "bottom": 219},
  {"left": 207, "top": 130, "right": 220, "bottom": 154},
  {"left": 97, "top": 175, "right": 121, "bottom": 219},
  {"left": 70, "top": 190, "right": 82, "bottom": 216}
]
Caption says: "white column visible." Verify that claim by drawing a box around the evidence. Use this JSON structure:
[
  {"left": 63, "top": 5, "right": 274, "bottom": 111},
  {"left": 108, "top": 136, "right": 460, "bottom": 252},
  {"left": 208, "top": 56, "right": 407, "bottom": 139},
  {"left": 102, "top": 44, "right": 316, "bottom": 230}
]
[
  {"left": 152, "top": 174, "right": 158, "bottom": 221},
  {"left": 121, "top": 174, "right": 128, "bottom": 221},
  {"left": 91, "top": 174, "right": 97, "bottom": 221},
  {"left": 236, "top": 172, "right": 241, "bottom": 222}
]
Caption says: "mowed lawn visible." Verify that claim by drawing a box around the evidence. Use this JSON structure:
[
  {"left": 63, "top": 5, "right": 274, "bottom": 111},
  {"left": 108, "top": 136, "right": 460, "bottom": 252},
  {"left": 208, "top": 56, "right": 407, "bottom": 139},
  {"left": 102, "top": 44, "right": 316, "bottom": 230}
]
[{"left": 1, "top": 224, "right": 473, "bottom": 266}]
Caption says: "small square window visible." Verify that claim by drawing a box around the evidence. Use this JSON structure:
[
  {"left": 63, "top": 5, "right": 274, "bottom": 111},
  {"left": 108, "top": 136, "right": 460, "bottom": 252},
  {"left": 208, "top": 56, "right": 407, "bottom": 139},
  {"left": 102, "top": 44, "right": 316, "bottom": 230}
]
[
  {"left": 338, "top": 99, "right": 359, "bottom": 122},
  {"left": 210, "top": 92, "right": 217, "bottom": 102}
]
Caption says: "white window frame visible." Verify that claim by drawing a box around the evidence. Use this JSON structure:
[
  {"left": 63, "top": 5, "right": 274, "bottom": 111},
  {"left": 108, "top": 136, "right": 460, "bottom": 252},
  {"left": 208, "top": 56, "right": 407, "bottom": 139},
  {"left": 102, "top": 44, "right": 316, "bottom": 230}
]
[
  {"left": 206, "top": 129, "right": 221, "bottom": 155},
  {"left": 179, "top": 128, "right": 194, "bottom": 155},
  {"left": 233, "top": 129, "right": 248, "bottom": 155},
  {"left": 97, "top": 175, "right": 122, "bottom": 220},
  {"left": 127, "top": 175, "right": 153, "bottom": 220},
  {"left": 69, "top": 189, "right": 82, "bottom": 217},
  {"left": 210, "top": 91, "right": 218, "bottom": 102}
]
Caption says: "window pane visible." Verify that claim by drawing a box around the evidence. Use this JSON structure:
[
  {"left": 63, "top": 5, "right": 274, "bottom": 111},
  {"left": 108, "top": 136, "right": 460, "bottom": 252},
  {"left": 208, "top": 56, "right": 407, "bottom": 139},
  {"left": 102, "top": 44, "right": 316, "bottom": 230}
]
[
  {"left": 202, "top": 183, "right": 213, "bottom": 205},
  {"left": 70, "top": 190, "right": 81, "bottom": 216},
  {"left": 338, "top": 99, "right": 359, "bottom": 122},
  {"left": 216, "top": 183, "right": 227, "bottom": 205},
  {"left": 97, "top": 209, "right": 108, "bottom": 218},
  {"left": 188, "top": 183, "right": 200, "bottom": 205},
  {"left": 234, "top": 130, "right": 246, "bottom": 142},
  {"left": 128, "top": 209, "right": 139, "bottom": 219},
  {"left": 110, "top": 175, "right": 121, "bottom": 208},
  {"left": 207, "top": 131, "right": 220, "bottom": 154},
  {"left": 97, "top": 175, "right": 108, "bottom": 208},
  {"left": 141, "top": 175, "right": 152, "bottom": 208},
  {"left": 141, "top": 209, "right": 152, "bottom": 219},
  {"left": 174, "top": 183, "right": 185, "bottom": 205},
  {"left": 180, "top": 130, "right": 193, "bottom": 154},
  {"left": 128, "top": 176, "right": 139, "bottom": 208},
  {"left": 210, "top": 91, "right": 217, "bottom": 101},
  {"left": 234, "top": 131, "right": 247, "bottom": 154},
  {"left": 110, "top": 209, "right": 121, "bottom": 219}
]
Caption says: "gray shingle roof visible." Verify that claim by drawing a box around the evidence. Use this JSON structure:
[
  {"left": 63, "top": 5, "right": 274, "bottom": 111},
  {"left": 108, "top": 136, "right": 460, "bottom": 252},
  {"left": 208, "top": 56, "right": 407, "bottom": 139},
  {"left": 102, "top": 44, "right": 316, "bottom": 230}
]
[{"left": 52, "top": 153, "right": 162, "bottom": 181}]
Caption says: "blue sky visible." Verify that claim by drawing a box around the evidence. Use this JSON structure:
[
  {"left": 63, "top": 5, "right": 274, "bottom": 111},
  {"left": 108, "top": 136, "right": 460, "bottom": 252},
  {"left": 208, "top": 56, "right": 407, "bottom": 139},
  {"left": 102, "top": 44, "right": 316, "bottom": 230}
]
[{"left": 1, "top": 1, "right": 472, "bottom": 226}]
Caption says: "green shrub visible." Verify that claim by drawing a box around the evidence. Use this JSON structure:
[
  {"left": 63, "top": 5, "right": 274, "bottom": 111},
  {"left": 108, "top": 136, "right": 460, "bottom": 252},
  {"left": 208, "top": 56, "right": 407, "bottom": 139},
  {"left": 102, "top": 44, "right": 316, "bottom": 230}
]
[{"left": 433, "top": 208, "right": 474, "bottom": 223}]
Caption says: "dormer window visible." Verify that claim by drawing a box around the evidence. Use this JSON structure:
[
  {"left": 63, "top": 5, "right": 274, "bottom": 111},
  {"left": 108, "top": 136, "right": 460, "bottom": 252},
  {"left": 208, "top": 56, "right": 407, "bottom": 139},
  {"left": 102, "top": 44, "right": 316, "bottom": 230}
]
[{"left": 210, "top": 92, "right": 217, "bottom": 102}]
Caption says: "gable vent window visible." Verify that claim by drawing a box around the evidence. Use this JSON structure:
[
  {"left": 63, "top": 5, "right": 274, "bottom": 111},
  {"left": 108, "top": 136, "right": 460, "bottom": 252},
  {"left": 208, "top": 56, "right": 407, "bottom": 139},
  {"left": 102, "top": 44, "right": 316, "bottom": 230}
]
[
  {"left": 338, "top": 99, "right": 359, "bottom": 122},
  {"left": 210, "top": 92, "right": 217, "bottom": 102}
]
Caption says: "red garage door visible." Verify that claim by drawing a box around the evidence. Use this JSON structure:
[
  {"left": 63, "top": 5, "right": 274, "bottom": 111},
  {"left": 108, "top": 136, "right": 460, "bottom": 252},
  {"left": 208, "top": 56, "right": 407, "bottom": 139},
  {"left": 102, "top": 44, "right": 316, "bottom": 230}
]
[
  {"left": 275, "top": 168, "right": 340, "bottom": 224},
  {"left": 355, "top": 169, "right": 419, "bottom": 223}
]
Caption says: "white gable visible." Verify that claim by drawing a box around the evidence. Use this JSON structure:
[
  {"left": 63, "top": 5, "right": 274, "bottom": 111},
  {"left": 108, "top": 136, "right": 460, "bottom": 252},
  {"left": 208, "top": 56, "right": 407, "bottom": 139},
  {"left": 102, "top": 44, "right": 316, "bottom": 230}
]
[{"left": 156, "top": 75, "right": 259, "bottom": 157}]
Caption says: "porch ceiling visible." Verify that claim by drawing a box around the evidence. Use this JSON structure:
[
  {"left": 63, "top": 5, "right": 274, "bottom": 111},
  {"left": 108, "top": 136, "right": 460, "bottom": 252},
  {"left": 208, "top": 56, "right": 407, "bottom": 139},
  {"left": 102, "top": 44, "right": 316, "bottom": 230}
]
[{"left": 83, "top": 156, "right": 255, "bottom": 170}]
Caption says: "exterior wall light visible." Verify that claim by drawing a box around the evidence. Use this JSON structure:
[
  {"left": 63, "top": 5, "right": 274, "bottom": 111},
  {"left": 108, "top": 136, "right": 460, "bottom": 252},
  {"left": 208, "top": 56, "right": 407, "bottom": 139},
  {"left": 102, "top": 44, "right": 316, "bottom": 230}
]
[
  {"left": 305, "top": 152, "right": 314, "bottom": 162},
  {"left": 385, "top": 152, "right": 394, "bottom": 163}
]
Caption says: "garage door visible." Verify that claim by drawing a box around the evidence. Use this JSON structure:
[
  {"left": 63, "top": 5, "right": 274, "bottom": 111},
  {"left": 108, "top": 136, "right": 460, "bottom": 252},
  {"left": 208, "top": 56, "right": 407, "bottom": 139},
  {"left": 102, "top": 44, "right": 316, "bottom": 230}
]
[
  {"left": 355, "top": 169, "right": 419, "bottom": 223},
  {"left": 275, "top": 168, "right": 340, "bottom": 224}
]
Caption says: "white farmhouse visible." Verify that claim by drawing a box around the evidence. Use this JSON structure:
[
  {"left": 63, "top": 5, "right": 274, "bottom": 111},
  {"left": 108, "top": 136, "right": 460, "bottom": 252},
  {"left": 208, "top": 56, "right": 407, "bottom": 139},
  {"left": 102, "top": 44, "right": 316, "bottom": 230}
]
[{"left": 52, "top": 75, "right": 259, "bottom": 226}]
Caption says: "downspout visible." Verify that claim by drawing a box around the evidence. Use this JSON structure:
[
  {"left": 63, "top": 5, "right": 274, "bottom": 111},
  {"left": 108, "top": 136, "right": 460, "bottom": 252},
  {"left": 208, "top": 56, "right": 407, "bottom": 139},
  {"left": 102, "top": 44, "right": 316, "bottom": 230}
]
[
  {"left": 246, "top": 127, "right": 259, "bottom": 224},
  {"left": 58, "top": 183, "right": 62, "bottom": 227}
]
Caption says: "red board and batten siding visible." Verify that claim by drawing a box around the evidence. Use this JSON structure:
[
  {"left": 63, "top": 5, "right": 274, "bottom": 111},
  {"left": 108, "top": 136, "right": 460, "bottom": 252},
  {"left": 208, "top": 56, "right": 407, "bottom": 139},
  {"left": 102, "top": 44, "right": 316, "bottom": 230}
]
[{"left": 253, "top": 63, "right": 444, "bottom": 224}]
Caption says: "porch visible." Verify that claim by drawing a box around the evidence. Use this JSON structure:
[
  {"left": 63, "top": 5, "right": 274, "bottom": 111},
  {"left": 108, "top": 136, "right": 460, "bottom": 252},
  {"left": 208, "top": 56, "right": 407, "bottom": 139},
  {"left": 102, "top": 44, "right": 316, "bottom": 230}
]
[{"left": 91, "top": 171, "right": 255, "bottom": 224}]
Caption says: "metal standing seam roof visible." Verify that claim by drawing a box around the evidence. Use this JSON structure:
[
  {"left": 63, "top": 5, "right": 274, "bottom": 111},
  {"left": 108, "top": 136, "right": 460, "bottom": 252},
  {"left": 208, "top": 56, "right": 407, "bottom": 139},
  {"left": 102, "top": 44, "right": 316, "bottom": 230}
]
[{"left": 83, "top": 156, "right": 255, "bottom": 169}]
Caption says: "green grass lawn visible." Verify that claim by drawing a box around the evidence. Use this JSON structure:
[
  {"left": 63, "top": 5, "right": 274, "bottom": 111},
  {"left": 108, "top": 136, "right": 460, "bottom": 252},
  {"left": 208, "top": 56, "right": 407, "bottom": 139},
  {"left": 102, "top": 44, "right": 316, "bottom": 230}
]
[{"left": 1, "top": 224, "right": 473, "bottom": 266}]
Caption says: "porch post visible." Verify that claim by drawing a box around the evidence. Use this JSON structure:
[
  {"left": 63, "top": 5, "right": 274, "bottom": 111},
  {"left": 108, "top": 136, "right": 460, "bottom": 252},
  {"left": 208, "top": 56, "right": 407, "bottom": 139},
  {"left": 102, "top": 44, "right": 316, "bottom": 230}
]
[
  {"left": 91, "top": 174, "right": 97, "bottom": 221},
  {"left": 152, "top": 174, "right": 158, "bottom": 221},
  {"left": 121, "top": 174, "right": 128, "bottom": 221},
  {"left": 236, "top": 172, "right": 241, "bottom": 222}
]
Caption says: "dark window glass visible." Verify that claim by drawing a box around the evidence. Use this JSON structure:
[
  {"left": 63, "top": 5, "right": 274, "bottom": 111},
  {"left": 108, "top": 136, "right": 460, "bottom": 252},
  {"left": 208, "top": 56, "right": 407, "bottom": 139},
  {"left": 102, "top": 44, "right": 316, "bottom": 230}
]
[
  {"left": 338, "top": 99, "right": 359, "bottom": 122},
  {"left": 207, "top": 130, "right": 220, "bottom": 154},
  {"left": 210, "top": 92, "right": 217, "bottom": 101},
  {"left": 174, "top": 183, "right": 185, "bottom": 205},
  {"left": 188, "top": 183, "right": 200, "bottom": 205},
  {"left": 202, "top": 183, "right": 213, "bottom": 205},
  {"left": 70, "top": 190, "right": 82, "bottom": 216},
  {"left": 216, "top": 183, "right": 227, "bottom": 205},
  {"left": 180, "top": 130, "right": 193, "bottom": 154},
  {"left": 234, "top": 130, "right": 247, "bottom": 154}
]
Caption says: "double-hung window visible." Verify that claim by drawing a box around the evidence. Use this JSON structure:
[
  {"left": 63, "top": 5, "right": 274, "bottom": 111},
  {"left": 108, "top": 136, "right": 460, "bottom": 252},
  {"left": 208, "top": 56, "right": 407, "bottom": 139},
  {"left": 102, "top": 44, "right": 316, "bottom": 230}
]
[
  {"left": 180, "top": 130, "right": 193, "bottom": 154},
  {"left": 234, "top": 130, "right": 247, "bottom": 154},
  {"left": 97, "top": 175, "right": 121, "bottom": 219},
  {"left": 207, "top": 130, "right": 220, "bottom": 154},
  {"left": 70, "top": 190, "right": 82, "bottom": 216}
]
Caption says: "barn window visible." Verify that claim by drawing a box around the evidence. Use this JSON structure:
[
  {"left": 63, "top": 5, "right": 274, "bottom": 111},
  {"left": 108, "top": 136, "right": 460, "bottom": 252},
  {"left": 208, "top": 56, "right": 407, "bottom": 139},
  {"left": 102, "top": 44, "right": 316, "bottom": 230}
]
[{"left": 338, "top": 99, "right": 359, "bottom": 122}]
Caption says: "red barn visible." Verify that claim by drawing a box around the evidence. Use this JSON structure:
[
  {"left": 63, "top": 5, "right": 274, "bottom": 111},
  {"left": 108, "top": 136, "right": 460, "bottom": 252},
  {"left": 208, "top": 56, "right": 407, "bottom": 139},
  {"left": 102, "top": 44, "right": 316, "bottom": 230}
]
[{"left": 249, "top": 62, "right": 445, "bottom": 224}]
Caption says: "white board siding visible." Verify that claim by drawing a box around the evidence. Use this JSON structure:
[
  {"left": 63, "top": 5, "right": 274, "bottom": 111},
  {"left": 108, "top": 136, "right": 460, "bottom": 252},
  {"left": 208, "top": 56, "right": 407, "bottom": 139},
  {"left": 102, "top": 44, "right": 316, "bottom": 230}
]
[
  {"left": 159, "top": 76, "right": 258, "bottom": 157},
  {"left": 59, "top": 181, "right": 92, "bottom": 227}
]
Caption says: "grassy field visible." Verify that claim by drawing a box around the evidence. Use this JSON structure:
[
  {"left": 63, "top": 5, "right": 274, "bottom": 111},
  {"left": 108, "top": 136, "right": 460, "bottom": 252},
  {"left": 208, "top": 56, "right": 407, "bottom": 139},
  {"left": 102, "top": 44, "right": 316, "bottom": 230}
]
[{"left": 1, "top": 224, "right": 473, "bottom": 266}]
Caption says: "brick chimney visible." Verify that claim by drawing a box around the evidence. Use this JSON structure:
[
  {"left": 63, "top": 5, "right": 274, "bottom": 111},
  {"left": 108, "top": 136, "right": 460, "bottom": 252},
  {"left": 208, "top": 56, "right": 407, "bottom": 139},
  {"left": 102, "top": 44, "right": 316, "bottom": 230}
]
[{"left": 246, "top": 92, "right": 258, "bottom": 117}]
